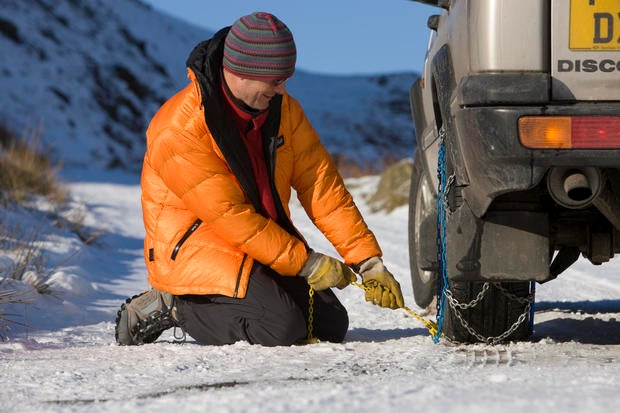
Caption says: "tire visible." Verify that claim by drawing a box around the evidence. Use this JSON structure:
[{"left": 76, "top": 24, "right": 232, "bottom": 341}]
[
  {"left": 409, "top": 144, "right": 534, "bottom": 343},
  {"left": 408, "top": 148, "right": 437, "bottom": 308},
  {"left": 443, "top": 280, "right": 534, "bottom": 343}
]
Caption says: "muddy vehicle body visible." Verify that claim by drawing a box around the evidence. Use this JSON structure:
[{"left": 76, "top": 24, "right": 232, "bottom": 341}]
[{"left": 407, "top": 0, "right": 620, "bottom": 343}]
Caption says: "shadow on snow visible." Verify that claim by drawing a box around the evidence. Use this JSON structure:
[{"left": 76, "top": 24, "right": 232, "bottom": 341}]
[{"left": 534, "top": 299, "right": 620, "bottom": 345}]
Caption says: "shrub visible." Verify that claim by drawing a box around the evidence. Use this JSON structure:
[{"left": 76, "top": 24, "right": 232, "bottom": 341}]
[
  {"left": 0, "top": 123, "right": 67, "bottom": 205},
  {"left": 0, "top": 288, "right": 35, "bottom": 339},
  {"left": 367, "top": 158, "right": 413, "bottom": 213},
  {"left": 0, "top": 124, "right": 67, "bottom": 335}
]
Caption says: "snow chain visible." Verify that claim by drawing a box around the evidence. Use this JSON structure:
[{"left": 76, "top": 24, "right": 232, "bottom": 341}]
[
  {"left": 435, "top": 127, "right": 535, "bottom": 345},
  {"left": 305, "top": 286, "right": 319, "bottom": 344},
  {"left": 351, "top": 281, "right": 439, "bottom": 337},
  {"left": 434, "top": 127, "right": 451, "bottom": 343},
  {"left": 444, "top": 283, "right": 535, "bottom": 344},
  {"left": 304, "top": 281, "right": 438, "bottom": 345},
  {"left": 302, "top": 127, "right": 533, "bottom": 345}
]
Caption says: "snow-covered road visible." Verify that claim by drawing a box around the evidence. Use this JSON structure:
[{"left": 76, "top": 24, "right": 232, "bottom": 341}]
[{"left": 1, "top": 174, "right": 618, "bottom": 413}]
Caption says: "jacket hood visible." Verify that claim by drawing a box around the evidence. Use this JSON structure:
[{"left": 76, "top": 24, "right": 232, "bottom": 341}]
[{"left": 185, "top": 27, "right": 230, "bottom": 99}]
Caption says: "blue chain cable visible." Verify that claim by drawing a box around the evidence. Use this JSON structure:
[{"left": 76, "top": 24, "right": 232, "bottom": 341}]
[
  {"left": 433, "top": 130, "right": 449, "bottom": 343},
  {"left": 529, "top": 280, "right": 536, "bottom": 332}
]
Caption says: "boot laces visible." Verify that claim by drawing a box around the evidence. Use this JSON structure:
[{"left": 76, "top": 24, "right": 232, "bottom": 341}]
[{"left": 132, "top": 307, "right": 176, "bottom": 343}]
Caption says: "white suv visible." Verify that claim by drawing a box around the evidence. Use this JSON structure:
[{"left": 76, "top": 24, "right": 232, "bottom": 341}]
[{"left": 408, "top": 0, "right": 620, "bottom": 343}]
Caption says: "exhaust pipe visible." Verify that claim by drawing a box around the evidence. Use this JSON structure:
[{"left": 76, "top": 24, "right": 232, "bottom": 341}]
[
  {"left": 547, "top": 167, "right": 602, "bottom": 208},
  {"left": 547, "top": 166, "right": 620, "bottom": 230}
]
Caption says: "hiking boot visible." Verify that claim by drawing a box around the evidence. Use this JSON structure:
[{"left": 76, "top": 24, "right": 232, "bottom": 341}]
[{"left": 115, "top": 288, "right": 178, "bottom": 345}]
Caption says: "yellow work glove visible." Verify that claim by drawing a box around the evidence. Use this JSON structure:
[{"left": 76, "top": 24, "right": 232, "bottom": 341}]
[
  {"left": 357, "top": 256, "right": 405, "bottom": 309},
  {"left": 299, "top": 252, "right": 356, "bottom": 291}
]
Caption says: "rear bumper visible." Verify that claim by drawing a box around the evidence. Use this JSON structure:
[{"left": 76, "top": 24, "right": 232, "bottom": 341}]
[{"left": 454, "top": 102, "right": 620, "bottom": 217}]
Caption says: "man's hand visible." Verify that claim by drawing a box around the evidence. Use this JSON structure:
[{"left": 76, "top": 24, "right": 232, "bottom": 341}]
[
  {"left": 358, "top": 257, "right": 404, "bottom": 309},
  {"left": 299, "top": 252, "right": 356, "bottom": 291}
]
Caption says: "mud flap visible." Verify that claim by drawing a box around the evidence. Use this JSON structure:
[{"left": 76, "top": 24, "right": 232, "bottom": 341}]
[{"left": 446, "top": 204, "right": 550, "bottom": 282}]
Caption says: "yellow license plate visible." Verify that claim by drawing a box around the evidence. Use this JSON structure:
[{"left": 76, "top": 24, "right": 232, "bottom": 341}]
[{"left": 570, "top": 0, "right": 620, "bottom": 50}]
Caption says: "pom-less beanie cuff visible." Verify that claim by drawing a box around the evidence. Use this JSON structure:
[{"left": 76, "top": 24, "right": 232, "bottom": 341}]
[{"left": 223, "top": 12, "right": 296, "bottom": 81}]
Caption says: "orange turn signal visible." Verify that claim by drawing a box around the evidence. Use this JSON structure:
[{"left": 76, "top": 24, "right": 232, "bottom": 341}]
[
  {"left": 519, "top": 116, "right": 620, "bottom": 149},
  {"left": 518, "top": 117, "right": 572, "bottom": 149}
]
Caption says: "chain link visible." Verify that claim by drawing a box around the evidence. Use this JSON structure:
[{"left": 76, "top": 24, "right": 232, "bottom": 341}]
[
  {"left": 441, "top": 174, "right": 456, "bottom": 215},
  {"left": 444, "top": 282, "right": 490, "bottom": 310},
  {"left": 305, "top": 286, "right": 318, "bottom": 344},
  {"left": 493, "top": 282, "right": 535, "bottom": 305},
  {"left": 447, "top": 291, "right": 532, "bottom": 345}
]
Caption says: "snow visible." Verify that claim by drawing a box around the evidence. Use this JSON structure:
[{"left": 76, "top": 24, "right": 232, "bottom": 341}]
[{"left": 1, "top": 171, "right": 619, "bottom": 413}]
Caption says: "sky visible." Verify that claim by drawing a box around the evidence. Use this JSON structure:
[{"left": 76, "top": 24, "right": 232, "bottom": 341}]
[{"left": 141, "top": 0, "right": 438, "bottom": 75}]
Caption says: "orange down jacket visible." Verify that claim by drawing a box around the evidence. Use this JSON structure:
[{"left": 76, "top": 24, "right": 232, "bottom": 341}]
[{"left": 141, "top": 29, "right": 381, "bottom": 298}]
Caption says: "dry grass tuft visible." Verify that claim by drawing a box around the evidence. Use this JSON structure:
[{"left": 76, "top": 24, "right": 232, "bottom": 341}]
[
  {"left": 0, "top": 124, "right": 68, "bottom": 335},
  {"left": 0, "top": 287, "right": 35, "bottom": 339},
  {"left": 0, "top": 123, "right": 67, "bottom": 206}
]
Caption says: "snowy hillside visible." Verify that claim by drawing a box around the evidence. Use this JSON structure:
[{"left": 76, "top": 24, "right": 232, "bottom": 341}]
[{"left": 0, "top": 0, "right": 416, "bottom": 172}]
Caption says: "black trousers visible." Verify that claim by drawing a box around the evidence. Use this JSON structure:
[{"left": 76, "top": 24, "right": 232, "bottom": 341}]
[{"left": 175, "top": 263, "right": 349, "bottom": 346}]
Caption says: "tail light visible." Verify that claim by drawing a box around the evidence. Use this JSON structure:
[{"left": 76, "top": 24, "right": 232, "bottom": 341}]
[{"left": 519, "top": 116, "right": 620, "bottom": 149}]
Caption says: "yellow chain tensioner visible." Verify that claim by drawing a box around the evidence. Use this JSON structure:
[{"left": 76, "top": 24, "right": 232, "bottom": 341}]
[
  {"left": 305, "top": 281, "right": 439, "bottom": 344},
  {"left": 351, "top": 281, "right": 439, "bottom": 338}
]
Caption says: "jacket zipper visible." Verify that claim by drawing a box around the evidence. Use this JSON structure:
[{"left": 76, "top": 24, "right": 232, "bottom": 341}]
[
  {"left": 171, "top": 218, "right": 202, "bottom": 260},
  {"left": 268, "top": 135, "right": 284, "bottom": 200},
  {"left": 267, "top": 135, "right": 309, "bottom": 248},
  {"left": 233, "top": 254, "right": 248, "bottom": 298},
  {"left": 270, "top": 135, "right": 284, "bottom": 162}
]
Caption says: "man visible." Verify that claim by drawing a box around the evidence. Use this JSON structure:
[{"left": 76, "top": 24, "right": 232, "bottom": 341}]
[{"left": 115, "top": 12, "right": 404, "bottom": 346}]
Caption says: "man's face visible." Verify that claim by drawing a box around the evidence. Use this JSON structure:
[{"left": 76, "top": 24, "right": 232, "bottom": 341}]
[{"left": 227, "top": 74, "right": 287, "bottom": 111}]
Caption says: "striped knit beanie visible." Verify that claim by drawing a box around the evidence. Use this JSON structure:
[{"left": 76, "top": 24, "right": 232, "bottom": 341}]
[{"left": 223, "top": 12, "right": 296, "bottom": 81}]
